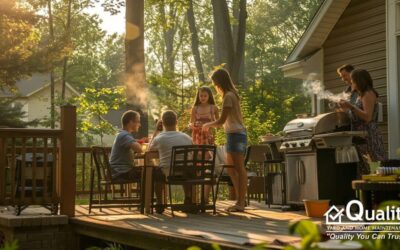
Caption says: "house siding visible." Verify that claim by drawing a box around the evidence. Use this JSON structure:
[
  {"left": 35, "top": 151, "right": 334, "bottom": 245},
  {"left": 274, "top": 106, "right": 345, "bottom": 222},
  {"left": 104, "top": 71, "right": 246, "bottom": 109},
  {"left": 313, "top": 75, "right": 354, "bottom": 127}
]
[{"left": 322, "top": 0, "right": 388, "bottom": 149}]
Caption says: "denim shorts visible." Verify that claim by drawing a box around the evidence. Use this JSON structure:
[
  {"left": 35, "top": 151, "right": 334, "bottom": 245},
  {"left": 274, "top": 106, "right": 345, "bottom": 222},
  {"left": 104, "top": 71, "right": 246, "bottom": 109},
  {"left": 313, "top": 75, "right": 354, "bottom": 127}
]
[{"left": 226, "top": 132, "right": 247, "bottom": 154}]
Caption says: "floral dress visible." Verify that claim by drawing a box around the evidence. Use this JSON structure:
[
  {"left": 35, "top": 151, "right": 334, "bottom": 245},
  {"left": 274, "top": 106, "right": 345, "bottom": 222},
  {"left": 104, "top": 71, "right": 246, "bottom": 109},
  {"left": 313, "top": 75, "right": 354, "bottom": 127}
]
[
  {"left": 351, "top": 98, "right": 385, "bottom": 175},
  {"left": 192, "top": 105, "right": 215, "bottom": 145}
]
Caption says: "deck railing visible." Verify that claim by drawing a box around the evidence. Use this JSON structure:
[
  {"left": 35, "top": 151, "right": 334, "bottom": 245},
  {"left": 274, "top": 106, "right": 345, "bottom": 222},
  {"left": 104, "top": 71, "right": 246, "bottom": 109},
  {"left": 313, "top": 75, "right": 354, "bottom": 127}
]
[
  {"left": 0, "top": 106, "right": 76, "bottom": 216},
  {"left": 75, "top": 147, "right": 111, "bottom": 195}
]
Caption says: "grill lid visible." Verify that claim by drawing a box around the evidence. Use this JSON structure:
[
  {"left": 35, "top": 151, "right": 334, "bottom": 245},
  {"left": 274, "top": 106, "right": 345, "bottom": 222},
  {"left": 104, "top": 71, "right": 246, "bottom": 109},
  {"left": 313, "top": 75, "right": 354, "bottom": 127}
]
[{"left": 283, "top": 112, "right": 350, "bottom": 137}]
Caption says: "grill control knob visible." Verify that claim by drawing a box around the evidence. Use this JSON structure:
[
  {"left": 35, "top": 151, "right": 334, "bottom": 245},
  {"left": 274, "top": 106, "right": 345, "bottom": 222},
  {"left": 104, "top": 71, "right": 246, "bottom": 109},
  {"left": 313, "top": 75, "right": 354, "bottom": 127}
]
[
  {"left": 284, "top": 143, "right": 290, "bottom": 148},
  {"left": 300, "top": 142, "right": 305, "bottom": 147},
  {"left": 291, "top": 143, "right": 297, "bottom": 147}
]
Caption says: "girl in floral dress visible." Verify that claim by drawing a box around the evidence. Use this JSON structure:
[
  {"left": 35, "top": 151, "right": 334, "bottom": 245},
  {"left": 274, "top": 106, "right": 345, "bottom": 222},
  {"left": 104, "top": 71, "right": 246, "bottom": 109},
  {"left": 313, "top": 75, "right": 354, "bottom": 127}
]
[{"left": 190, "top": 87, "right": 219, "bottom": 145}]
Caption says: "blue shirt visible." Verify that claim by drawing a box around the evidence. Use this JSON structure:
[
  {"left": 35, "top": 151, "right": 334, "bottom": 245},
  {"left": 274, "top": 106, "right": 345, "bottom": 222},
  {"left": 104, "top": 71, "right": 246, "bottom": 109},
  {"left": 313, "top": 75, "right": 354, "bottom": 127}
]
[{"left": 109, "top": 130, "right": 135, "bottom": 178}]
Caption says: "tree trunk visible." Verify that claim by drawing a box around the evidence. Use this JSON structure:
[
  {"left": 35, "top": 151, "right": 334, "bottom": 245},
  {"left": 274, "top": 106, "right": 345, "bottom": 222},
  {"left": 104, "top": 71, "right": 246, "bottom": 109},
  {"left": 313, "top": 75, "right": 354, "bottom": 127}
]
[
  {"left": 125, "top": 0, "right": 148, "bottom": 137},
  {"left": 47, "top": 0, "right": 55, "bottom": 128},
  {"left": 61, "top": 0, "right": 72, "bottom": 100},
  {"left": 231, "top": 0, "right": 247, "bottom": 85},
  {"left": 186, "top": 0, "right": 205, "bottom": 83},
  {"left": 159, "top": 2, "right": 178, "bottom": 74},
  {"left": 232, "top": 0, "right": 245, "bottom": 85},
  {"left": 211, "top": 0, "right": 234, "bottom": 72}
]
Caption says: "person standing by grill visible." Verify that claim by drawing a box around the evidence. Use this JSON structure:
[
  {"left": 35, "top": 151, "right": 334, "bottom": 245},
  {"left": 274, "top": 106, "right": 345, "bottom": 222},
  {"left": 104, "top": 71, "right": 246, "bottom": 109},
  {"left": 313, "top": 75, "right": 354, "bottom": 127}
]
[
  {"left": 337, "top": 64, "right": 358, "bottom": 105},
  {"left": 202, "top": 68, "right": 247, "bottom": 212},
  {"left": 339, "top": 69, "right": 385, "bottom": 175}
]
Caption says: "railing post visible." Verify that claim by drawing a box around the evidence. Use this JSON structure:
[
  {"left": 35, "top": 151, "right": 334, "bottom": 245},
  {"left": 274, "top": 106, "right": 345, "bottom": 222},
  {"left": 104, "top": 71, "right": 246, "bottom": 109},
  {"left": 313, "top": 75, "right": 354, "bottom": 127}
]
[
  {"left": 60, "top": 105, "right": 76, "bottom": 216},
  {"left": 0, "top": 137, "right": 5, "bottom": 204}
]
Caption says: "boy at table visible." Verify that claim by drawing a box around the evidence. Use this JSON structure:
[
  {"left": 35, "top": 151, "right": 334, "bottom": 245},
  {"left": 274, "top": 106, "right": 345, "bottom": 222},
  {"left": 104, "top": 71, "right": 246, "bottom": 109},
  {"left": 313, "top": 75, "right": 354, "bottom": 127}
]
[{"left": 149, "top": 110, "right": 193, "bottom": 212}]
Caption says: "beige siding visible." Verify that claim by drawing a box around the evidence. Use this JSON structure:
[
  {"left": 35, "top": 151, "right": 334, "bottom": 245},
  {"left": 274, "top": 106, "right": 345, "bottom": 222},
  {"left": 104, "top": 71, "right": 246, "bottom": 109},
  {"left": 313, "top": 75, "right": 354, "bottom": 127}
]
[{"left": 322, "top": 0, "right": 388, "bottom": 149}]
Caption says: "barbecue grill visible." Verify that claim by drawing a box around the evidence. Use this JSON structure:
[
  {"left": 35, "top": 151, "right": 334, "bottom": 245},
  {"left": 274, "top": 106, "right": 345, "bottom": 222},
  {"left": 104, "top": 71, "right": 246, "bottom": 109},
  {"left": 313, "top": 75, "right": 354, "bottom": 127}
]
[{"left": 279, "top": 112, "right": 365, "bottom": 206}]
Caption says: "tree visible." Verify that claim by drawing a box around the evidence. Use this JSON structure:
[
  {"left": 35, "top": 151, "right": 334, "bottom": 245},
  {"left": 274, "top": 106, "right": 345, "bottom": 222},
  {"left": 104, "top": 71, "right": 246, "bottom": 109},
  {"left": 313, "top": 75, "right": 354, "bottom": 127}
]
[
  {"left": 211, "top": 0, "right": 247, "bottom": 85},
  {"left": 0, "top": 98, "right": 39, "bottom": 128},
  {"left": 75, "top": 87, "right": 126, "bottom": 145},
  {"left": 243, "top": 0, "right": 322, "bottom": 132},
  {"left": 0, "top": 0, "right": 41, "bottom": 88},
  {"left": 186, "top": 0, "right": 205, "bottom": 83}
]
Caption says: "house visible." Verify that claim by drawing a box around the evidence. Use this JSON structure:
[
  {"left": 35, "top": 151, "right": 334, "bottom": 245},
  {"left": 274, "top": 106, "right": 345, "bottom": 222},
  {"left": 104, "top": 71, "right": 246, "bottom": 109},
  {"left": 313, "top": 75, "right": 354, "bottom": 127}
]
[
  {"left": 0, "top": 73, "right": 79, "bottom": 126},
  {"left": 0, "top": 74, "right": 150, "bottom": 146},
  {"left": 281, "top": 0, "right": 399, "bottom": 158}
]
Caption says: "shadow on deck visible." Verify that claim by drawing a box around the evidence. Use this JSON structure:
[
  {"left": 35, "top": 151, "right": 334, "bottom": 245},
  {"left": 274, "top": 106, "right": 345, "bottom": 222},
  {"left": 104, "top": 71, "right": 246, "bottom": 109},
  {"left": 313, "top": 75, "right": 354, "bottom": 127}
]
[{"left": 71, "top": 201, "right": 323, "bottom": 250}]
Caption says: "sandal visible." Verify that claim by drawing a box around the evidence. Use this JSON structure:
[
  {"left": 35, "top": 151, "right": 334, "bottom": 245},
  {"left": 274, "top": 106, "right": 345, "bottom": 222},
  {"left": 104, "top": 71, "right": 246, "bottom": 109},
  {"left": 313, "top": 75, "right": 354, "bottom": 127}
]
[{"left": 226, "top": 204, "right": 245, "bottom": 212}]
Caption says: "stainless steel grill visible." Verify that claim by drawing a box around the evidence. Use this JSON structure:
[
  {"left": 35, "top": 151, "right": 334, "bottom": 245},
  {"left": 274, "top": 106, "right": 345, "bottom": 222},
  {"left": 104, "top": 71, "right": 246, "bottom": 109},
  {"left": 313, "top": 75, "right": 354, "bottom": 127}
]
[
  {"left": 276, "top": 112, "right": 365, "bottom": 206},
  {"left": 280, "top": 112, "right": 365, "bottom": 152}
]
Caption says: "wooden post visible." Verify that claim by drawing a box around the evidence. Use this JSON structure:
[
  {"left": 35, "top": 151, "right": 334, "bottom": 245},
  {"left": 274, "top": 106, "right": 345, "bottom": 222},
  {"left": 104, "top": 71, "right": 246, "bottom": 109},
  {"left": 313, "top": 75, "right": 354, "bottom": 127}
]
[
  {"left": 60, "top": 105, "right": 76, "bottom": 216},
  {"left": 0, "top": 137, "right": 5, "bottom": 204}
]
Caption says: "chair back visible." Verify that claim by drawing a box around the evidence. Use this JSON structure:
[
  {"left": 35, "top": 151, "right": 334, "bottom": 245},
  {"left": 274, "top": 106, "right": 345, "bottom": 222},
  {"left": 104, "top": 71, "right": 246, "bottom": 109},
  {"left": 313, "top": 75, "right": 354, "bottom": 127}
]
[
  {"left": 169, "top": 145, "right": 216, "bottom": 180},
  {"left": 244, "top": 145, "right": 270, "bottom": 165},
  {"left": 91, "top": 146, "right": 112, "bottom": 182}
]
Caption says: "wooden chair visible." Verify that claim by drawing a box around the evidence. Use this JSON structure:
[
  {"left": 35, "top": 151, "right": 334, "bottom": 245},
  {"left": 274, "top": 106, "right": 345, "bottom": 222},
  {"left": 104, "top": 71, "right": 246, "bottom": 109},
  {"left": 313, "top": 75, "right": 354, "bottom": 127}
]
[
  {"left": 88, "top": 146, "right": 142, "bottom": 213},
  {"left": 167, "top": 145, "right": 217, "bottom": 216},
  {"left": 264, "top": 146, "right": 286, "bottom": 207},
  {"left": 245, "top": 145, "right": 270, "bottom": 205}
]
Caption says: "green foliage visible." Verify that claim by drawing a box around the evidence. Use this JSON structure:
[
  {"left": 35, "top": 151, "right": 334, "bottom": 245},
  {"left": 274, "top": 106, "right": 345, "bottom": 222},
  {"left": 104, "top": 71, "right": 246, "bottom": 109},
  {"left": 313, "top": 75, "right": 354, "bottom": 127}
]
[
  {"left": 0, "top": 240, "right": 18, "bottom": 250},
  {"left": 103, "top": 242, "right": 123, "bottom": 250},
  {"left": 75, "top": 86, "right": 126, "bottom": 145},
  {"left": 0, "top": 0, "right": 41, "bottom": 88},
  {"left": 0, "top": 98, "right": 39, "bottom": 128},
  {"left": 244, "top": 0, "right": 322, "bottom": 132},
  {"left": 240, "top": 88, "right": 276, "bottom": 145},
  {"left": 286, "top": 220, "right": 321, "bottom": 250}
]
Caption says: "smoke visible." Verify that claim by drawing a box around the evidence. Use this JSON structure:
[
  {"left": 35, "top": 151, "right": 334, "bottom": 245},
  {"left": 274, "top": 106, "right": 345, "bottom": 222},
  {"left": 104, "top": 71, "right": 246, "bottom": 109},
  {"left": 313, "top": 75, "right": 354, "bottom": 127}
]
[
  {"left": 302, "top": 73, "right": 350, "bottom": 102},
  {"left": 124, "top": 63, "right": 148, "bottom": 108}
]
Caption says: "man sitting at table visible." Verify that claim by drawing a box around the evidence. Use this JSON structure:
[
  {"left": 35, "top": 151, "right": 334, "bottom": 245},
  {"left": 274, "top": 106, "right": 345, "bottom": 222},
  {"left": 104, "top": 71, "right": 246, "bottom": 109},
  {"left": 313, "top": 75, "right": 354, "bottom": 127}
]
[
  {"left": 108, "top": 110, "right": 150, "bottom": 183},
  {"left": 149, "top": 110, "right": 193, "bottom": 212}
]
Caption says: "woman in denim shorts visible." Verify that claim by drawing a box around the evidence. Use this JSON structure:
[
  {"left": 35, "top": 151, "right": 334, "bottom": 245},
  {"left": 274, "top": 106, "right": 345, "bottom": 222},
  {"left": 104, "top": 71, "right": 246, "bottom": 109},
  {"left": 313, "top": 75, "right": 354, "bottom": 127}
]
[{"left": 202, "top": 68, "right": 247, "bottom": 212}]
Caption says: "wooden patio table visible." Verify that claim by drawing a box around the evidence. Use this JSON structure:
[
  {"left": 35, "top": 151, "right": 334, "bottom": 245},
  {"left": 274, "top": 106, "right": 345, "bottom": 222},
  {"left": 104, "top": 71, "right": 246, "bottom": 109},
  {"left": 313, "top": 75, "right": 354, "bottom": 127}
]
[
  {"left": 352, "top": 180, "right": 400, "bottom": 210},
  {"left": 135, "top": 151, "right": 160, "bottom": 214}
]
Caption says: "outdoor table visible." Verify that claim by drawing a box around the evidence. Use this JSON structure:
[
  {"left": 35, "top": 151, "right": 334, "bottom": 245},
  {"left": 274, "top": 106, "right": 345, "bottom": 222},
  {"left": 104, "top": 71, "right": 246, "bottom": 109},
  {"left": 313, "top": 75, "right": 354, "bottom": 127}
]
[
  {"left": 352, "top": 180, "right": 400, "bottom": 210},
  {"left": 135, "top": 151, "right": 160, "bottom": 214}
]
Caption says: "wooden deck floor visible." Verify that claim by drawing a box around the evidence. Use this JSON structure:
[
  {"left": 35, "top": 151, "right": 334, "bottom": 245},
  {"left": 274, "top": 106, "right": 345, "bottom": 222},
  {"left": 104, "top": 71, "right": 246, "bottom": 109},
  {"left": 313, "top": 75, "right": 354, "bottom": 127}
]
[{"left": 71, "top": 201, "right": 323, "bottom": 250}]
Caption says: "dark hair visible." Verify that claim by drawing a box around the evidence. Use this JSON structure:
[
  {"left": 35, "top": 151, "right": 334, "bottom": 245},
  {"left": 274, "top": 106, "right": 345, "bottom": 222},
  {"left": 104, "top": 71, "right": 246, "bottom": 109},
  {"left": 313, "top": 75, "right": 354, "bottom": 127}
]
[
  {"left": 351, "top": 69, "right": 379, "bottom": 97},
  {"left": 210, "top": 68, "right": 239, "bottom": 98},
  {"left": 193, "top": 86, "right": 216, "bottom": 106},
  {"left": 161, "top": 110, "right": 177, "bottom": 127},
  {"left": 121, "top": 110, "right": 140, "bottom": 127},
  {"left": 337, "top": 64, "right": 355, "bottom": 74}
]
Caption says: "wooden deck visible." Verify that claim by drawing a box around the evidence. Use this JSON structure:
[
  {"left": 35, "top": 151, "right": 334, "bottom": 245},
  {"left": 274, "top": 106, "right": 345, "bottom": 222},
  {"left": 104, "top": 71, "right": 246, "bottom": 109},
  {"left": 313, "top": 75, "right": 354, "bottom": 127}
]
[{"left": 71, "top": 201, "right": 323, "bottom": 250}]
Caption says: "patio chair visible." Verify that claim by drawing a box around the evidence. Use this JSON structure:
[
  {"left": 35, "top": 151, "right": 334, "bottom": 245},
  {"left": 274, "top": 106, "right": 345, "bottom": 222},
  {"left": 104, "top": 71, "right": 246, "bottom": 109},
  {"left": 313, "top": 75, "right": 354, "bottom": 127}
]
[
  {"left": 88, "top": 146, "right": 142, "bottom": 213},
  {"left": 264, "top": 146, "right": 286, "bottom": 207},
  {"left": 245, "top": 145, "right": 270, "bottom": 205},
  {"left": 167, "top": 145, "right": 217, "bottom": 216}
]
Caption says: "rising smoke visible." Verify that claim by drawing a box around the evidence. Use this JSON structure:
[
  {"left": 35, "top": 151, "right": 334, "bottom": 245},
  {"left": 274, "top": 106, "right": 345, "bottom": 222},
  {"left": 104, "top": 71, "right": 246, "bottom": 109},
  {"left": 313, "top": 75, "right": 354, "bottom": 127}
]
[{"left": 302, "top": 73, "right": 350, "bottom": 103}]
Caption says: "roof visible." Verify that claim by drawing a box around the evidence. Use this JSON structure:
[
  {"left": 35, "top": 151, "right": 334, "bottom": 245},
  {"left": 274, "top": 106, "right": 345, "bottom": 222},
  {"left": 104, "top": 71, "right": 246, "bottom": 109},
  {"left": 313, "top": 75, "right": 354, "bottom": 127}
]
[
  {"left": 284, "top": 0, "right": 351, "bottom": 64},
  {"left": 0, "top": 73, "right": 79, "bottom": 97}
]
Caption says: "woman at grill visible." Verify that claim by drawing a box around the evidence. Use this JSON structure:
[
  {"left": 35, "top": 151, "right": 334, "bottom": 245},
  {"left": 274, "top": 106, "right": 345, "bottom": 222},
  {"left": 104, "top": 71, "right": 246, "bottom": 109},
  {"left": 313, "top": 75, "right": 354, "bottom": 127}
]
[
  {"left": 339, "top": 69, "right": 385, "bottom": 175},
  {"left": 202, "top": 68, "right": 247, "bottom": 212}
]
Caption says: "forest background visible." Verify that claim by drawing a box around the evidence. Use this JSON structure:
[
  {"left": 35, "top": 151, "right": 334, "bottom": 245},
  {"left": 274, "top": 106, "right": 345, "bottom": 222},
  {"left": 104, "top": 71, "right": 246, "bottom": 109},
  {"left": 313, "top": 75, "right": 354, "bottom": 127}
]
[{"left": 1, "top": 0, "right": 323, "bottom": 145}]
